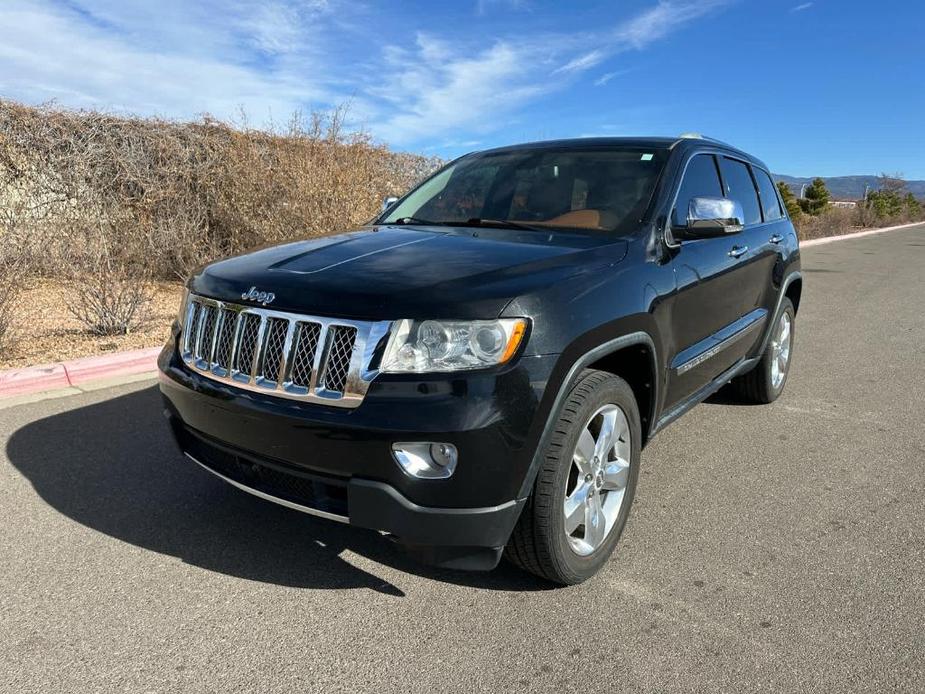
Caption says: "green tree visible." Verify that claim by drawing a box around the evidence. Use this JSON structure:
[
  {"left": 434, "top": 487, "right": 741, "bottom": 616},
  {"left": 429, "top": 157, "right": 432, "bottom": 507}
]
[
  {"left": 904, "top": 192, "right": 921, "bottom": 219},
  {"left": 799, "top": 177, "right": 830, "bottom": 216},
  {"left": 777, "top": 181, "right": 802, "bottom": 219},
  {"left": 866, "top": 173, "right": 907, "bottom": 219}
]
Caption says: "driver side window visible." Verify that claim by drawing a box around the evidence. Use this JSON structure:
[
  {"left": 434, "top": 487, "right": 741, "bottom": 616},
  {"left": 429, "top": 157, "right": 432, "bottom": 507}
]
[{"left": 673, "top": 154, "right": 723, "bottom": 227}]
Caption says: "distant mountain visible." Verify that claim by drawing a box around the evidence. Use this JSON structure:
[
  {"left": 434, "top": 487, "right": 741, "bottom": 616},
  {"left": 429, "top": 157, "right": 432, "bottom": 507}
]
[{"left": 773, "top": 174, "right": 925, "bottom": 200}]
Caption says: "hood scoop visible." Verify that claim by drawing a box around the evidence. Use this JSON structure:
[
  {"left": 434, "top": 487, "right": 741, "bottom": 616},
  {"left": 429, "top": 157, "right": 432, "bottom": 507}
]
[{"left": 269, "top": 227, "right": 435, "bottom": 275}]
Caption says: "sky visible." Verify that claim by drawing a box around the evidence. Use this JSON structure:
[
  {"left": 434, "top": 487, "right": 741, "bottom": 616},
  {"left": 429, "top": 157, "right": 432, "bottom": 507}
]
[{"left": 1, "top": 0, "right": 923, "bottom": 178}]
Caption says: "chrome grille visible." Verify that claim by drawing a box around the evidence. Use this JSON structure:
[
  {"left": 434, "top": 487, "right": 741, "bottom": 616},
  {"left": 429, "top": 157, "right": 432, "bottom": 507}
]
[
  {"left": 196, "top": 305, "right": 217, "bottom": 363},
  {"left": 214, "top": 308, "right": 237, "bottom": 371},
  {"left": 260, "top": 318, "right": 288, "bottom": 384},
  {"left": 180, "top": 294, "right": 390, "bottom": 408},
  {"left": 290, "top": 322, "right": 321, "bottom": 388},
  {"left": 322, "top": 326, "right": 357, "bottom": 393},
  {"left": 234, "top": 313, "right": 261, "bottom": 374}
]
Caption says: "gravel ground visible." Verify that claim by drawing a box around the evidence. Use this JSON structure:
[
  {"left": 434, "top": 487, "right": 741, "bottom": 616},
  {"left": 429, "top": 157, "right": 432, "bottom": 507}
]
[
  {"left": 1, "top": 225, "right": 923, "bottom": 693},
  {"left": 3, "top": 279, "right": 182, "bottom": 369}
]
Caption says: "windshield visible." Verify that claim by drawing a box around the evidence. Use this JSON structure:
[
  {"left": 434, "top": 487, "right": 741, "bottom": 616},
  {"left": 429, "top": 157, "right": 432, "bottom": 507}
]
[{"left": 381, "top": 147, "right": 668, "bottom": 233}]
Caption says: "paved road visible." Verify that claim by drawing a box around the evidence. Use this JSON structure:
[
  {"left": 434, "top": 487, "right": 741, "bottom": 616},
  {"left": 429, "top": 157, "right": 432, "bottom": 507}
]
[{"left": 3, "top": 226, "right": 924, "bottom": 693}]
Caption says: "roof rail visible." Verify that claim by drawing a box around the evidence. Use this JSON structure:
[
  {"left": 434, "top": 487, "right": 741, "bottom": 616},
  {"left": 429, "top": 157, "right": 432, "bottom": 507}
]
[{"left": 677, "top": 132, "right": 735, "bottom": 148}]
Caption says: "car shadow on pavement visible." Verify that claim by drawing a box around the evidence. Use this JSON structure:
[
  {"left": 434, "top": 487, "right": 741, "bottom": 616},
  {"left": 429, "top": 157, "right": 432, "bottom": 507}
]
[{"left": 6, "top": 385, "right": 554, "bottom": 595}]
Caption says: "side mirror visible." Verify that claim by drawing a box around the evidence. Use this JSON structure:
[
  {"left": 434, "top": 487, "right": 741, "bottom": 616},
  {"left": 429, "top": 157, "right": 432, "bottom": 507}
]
[
  {"left": 676, "top": 197, "right": 745, "bottom": 240},
  {"left": 381, "top": 196, "right": 399, "bottom": 213}
]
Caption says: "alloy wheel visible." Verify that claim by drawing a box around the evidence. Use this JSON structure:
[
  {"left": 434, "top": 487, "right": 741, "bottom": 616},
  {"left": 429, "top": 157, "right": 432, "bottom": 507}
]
[{"left": 563, "top": 404, "right": 631, "bottom": 556}]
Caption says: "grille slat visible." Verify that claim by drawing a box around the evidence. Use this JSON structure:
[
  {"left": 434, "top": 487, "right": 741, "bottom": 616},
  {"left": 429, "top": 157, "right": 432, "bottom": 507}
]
[
  {"left": 260, "top": 318, "right": 289, "bottom": 383},
  {"left": 196, "top": 305, "right": 218, "bottom": 363},
  {"left": 290, "top": 322, "right": 322, "bottom": 388},
  {"left": 322, "top": 326, "right": 357, "bottom": 394},
  {"left": 179, "top": 294, "right": 382, "bottom": 408},
  {"left": 234, "top": 313, "right": 261, "bottom": 377},
  {"left": 214, "top": 308, "right": 237, "bottom": 370}
]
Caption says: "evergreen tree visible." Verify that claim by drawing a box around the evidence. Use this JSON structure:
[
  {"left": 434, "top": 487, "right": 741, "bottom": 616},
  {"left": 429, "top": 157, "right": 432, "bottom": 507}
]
[
  {"left": 799, "top": 177, "right": 830, "bottom": 216},
  {"left": 904, "top": 192, "right": 921, "bottom": 219},
  {"left": 777, "top": 181, "right": 802, "bottom": 219}
]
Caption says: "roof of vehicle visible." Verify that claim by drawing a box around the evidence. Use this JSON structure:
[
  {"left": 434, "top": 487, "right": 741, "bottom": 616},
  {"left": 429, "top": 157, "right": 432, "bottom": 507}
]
[{"left": 475, "top": 136, "right": 769, "bottom": 171}]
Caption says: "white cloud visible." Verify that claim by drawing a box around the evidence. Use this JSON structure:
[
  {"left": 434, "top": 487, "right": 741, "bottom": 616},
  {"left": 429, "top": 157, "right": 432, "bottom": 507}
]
[
  {"left": 0, "top": 0, "right": 343, "bottom": 122},
  {"left": 791, "top": 2, "right": 813, "bottom": 11},
  {"left": 0, "top": 0, "right": 735, "bottom": 147},
  {"left": 554, "top": 50, "right": 606, "bottom": 75},
  {"left": 551, "top": 0, "right": 731, "bottom": 76},
  {"left": 369, "top": 33, "right": 556, "bottom": 144}
]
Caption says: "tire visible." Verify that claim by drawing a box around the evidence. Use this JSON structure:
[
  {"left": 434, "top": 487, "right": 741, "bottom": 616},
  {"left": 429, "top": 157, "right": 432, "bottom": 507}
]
[
  {"left": 506, "top": 369, "right": 641, "bottom": 585},
  {"left": 731, "top": 297, "right": 795, "bottom": 404}
]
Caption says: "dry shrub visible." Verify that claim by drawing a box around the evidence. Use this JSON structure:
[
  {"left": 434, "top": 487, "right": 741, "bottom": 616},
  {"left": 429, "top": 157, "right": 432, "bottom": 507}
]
[
  {"left": 0, "top": 99, "right": 441, "bottom": 281},
  {"left": 793, "top": 207, "right": 858, "bottom": 241},
  {"left": 65, "top": 248, "right": 153, "bottom": 336},
  {"left": 0, "top": 252, "right": 23, "bottom": 349}
]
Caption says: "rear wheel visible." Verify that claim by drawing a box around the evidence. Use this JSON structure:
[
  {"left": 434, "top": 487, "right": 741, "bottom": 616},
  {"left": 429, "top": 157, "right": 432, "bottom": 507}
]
[
  {"left": 506, "top": 369, "right": 640, "bottom": 585},
  {"left": 732, "top": 297, "right": 795, "bottom": 404}
]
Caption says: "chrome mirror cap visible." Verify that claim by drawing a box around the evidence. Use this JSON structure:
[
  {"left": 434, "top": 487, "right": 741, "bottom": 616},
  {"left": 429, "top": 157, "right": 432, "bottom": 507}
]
[{"left": 686, "top": 196, "right": 745, "bottom": 237}]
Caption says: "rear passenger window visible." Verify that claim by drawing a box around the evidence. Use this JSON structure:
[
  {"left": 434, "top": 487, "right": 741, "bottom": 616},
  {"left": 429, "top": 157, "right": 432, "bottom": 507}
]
[
  {"left": 673, "top": 154, "right": 723, "bottom": 227},
  {"left": 719, "top": 158, "right": 761, "bottom": 225},
  {"left": 754, "top": 168, "right": 783, "bottom": 221}
]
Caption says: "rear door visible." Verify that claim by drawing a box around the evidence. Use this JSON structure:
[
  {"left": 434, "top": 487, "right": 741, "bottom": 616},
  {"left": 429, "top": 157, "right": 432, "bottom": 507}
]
[{"left": 664, "top": 153, "right": 765, "bottom": 406}]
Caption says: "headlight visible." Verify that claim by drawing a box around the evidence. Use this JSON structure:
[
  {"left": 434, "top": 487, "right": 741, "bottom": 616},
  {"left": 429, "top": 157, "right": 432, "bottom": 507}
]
[{"left": 380, "top": 318, "right": 528, "bottom": 373}]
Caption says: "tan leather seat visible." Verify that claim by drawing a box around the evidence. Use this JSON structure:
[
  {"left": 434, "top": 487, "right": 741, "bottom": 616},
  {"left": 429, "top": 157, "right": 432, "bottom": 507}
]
[{"left": 544, "top": 209, "right": 605, "bottom": 228}]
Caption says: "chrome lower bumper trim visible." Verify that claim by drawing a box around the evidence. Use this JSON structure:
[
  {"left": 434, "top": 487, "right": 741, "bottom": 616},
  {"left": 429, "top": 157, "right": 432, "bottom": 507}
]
[{"left": 185, "top": 452, "right": 350, "bottom": 524}]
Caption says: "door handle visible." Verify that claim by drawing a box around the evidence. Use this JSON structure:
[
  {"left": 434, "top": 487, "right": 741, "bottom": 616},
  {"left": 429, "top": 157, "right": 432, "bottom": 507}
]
[
  {"left": 769, "top": 234, "right": 784, "bottom": 244},
  {"left": 728, "top": 245, "right": 749, "bottom": 259}
]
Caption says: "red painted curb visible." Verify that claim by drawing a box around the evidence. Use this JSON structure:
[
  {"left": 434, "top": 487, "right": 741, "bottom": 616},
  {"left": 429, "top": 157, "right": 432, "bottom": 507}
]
[
  {"left": 0, "top": 346, "right": 161, "bottom": 398},
  {"left": 0, "top": 363, "right": 71, "bottom": 397}
]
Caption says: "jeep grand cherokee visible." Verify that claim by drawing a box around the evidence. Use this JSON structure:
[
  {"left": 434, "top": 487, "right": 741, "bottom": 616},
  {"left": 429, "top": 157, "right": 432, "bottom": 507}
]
[{"left": 158, "top": 135, "right": 801, "bottom": 584}]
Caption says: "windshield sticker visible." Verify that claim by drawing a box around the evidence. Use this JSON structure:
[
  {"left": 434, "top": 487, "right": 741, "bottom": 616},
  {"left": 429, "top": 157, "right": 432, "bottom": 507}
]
[{"left": 641, "top": 153, "right": 654, "bottom": 161}]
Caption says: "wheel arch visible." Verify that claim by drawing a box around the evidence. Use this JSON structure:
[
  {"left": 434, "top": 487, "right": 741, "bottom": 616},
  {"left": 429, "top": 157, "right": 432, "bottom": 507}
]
[
  {"left": 516, "top": 331, "right": 659, "bottom": 500},
  {"left": 785, "top": 276, "right": 802, "bottom": 314}
]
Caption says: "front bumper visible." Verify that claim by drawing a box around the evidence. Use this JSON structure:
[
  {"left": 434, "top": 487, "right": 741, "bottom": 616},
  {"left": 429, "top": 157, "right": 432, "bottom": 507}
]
[{"left": 158, "top": 339, "right": 557, "bottom": 569}]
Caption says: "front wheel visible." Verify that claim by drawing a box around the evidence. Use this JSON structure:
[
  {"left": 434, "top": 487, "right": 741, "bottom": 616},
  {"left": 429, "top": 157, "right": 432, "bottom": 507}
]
[{"left": 506, "top": 369, "right": 640, "bottom": 585}]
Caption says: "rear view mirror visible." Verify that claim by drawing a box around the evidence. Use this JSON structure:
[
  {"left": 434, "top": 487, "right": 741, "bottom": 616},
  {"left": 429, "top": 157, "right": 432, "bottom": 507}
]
[
  {"left": 381, "top": 196, "right": 399, "bottom": 213},
  {"left": 678, "top": 197, "right": 744, "bottom": 239}
]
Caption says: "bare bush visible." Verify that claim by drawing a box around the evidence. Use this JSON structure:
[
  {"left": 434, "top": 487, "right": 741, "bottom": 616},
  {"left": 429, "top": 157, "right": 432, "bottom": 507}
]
[
  {"left": 0, "top": 99, "right": 441, "bottom": 280},
  {"left": 0, "top": 252, "right": 23, "bottom": 350},
  {"left": 66, "top": 252, "right": 153, "bottom": 336}
]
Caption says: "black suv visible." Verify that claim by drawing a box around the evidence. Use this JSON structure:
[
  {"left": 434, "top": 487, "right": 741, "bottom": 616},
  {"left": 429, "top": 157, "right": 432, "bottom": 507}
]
[{"left": 159, "top": 136, "right": 801, "bottom": 584}]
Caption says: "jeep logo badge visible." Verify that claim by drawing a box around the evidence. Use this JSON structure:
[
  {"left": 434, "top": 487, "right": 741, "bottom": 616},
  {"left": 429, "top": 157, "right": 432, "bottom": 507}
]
[{"left": 240, "top": 286, "right": 276, "bottom": 306}]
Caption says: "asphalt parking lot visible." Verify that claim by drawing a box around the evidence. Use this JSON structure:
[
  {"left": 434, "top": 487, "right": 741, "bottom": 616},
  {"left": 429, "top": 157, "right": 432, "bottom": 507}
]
[{"left": 2, "top": 226, "right": 924, "bottom": 693}]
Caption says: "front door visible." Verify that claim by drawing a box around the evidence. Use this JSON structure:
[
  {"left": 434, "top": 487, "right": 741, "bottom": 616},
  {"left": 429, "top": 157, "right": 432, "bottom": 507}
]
[{"left": 664, "top": 153, "right": 766, "bottom": 406}]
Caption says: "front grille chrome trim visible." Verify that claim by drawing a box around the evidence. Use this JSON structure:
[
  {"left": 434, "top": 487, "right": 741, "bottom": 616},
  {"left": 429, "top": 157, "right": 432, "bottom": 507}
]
[{"left": 180, "top": 293, "right": 392, "bottom": 409}]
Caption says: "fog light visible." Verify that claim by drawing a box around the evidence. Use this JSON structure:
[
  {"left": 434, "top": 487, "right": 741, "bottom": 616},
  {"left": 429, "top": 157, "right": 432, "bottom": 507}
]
[{"left": 391, "top": 442, "right": 458, "bottom": 479}]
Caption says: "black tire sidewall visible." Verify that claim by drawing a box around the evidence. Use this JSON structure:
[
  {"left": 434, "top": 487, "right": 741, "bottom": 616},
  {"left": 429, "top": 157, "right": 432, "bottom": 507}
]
[
  {"left": 763, "top": 298, "right": 795, "bottom": 400},
  {"left": 544, "top": 372, "right": 641, "bottom": 582}
]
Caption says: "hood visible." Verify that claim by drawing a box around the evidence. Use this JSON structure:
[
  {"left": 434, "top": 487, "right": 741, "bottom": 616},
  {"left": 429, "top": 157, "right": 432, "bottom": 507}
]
[{"left": 190, "top": 225, "right": 629, "bottom": 320}]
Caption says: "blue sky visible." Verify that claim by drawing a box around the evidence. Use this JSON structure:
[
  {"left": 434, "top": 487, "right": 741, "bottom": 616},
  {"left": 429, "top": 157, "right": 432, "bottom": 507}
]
[{"left": 1, "top": 0, "right": 923, "bottom": 178}]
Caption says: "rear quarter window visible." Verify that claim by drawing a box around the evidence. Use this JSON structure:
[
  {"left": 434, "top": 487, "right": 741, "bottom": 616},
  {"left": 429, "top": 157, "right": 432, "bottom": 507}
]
[{"left": 754, "top": 167, "right": 784, "bottom": 221}]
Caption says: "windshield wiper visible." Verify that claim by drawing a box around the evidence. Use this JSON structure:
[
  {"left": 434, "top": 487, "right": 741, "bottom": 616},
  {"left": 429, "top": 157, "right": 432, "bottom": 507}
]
[
  {"left": 389, "top": 216, "right": 446, "bottom": 226},
  {"left": 462, "top": 218, "right": 544, "bottom": 231}
]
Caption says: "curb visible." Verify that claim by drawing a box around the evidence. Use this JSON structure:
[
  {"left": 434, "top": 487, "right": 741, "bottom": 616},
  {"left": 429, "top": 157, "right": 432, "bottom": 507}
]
[
  {"left": 0, "top": 346, "right": 161, "bottom": 398},
  {"left": 801, "top": 221, "right": 923, "bottom": 247}
]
